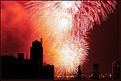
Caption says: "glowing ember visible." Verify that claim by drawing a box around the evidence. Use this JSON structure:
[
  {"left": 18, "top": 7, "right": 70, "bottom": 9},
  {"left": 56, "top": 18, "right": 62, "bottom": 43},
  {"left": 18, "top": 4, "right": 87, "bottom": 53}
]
[{"left": 26, "top": 0, "right": 116, "bottom": 79}]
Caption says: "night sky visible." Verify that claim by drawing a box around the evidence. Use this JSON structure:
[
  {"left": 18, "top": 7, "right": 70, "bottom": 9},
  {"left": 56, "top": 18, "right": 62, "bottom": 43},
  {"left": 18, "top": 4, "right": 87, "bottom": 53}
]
[
  {"left": 84, "top": 1, "right": 120, "bottom": 74},
  {"left": 1, "top": 1, "right": 121, "bottom": 74}
]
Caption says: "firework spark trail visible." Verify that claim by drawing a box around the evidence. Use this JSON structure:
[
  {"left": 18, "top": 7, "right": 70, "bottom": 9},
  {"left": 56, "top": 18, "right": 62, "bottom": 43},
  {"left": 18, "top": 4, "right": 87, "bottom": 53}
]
[{"left": 26, "top": 0, "right": 116, "bottom": 79}]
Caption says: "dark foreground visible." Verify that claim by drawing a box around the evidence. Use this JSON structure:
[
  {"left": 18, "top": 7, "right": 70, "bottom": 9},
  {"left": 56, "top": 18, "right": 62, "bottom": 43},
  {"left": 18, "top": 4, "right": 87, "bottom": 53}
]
[{"left": 0, "top": 79, "right": 121, "bottom": 81}]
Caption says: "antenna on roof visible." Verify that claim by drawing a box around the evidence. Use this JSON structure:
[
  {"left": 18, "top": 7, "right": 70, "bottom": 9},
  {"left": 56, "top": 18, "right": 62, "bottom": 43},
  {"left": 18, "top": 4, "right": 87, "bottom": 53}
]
[{"left": 40, "top": 34, "right": 42, "bottom": 43}]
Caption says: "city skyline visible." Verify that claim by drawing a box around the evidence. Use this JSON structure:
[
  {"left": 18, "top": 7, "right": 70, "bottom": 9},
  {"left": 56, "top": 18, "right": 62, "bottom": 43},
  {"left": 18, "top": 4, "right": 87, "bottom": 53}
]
[
  {"left": 1, "top": 38, "right": 54, "bottom": 79},
  {"left": 1, "top": 38, "right": 120, "bottom": 80}
]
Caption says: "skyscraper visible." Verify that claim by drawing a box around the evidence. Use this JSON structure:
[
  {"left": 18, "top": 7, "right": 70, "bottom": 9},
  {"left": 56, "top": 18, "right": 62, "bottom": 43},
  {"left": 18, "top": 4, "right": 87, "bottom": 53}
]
[
  {"left": 112, "top": 59, "right": 120, "bottom": 79},
  {"left": 30, "top": 38, "right": 43, "bottom": 66},
  {"left": 77, "top": 65, "right": 82, "bottom": 79},
  {"left": 93, "top": 63, "right": 99, "bottom": 79}
]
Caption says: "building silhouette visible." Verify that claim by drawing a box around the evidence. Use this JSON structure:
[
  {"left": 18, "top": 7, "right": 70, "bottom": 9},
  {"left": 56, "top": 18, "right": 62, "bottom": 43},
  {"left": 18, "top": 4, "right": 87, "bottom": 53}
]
[
  {"left": 18, "top": 53, "right": 24, "bottom": 62},
  {"left": 30, "top": 38, "right": 43, "bottom": 66},
  {"left": 77, "top": 65, "right": 82, "bottom": 79},
  {"left": 112, "top": 59, "right": 120, "bottom": 79},
  {"left": 1, "top": 55, "right": 17, "bottom": 79},
  {"left": 92, "top": 63, "right": 99, "bottom": 79},
  {"left": 1, "top": 38, "right": 54, "bottom": 79}
]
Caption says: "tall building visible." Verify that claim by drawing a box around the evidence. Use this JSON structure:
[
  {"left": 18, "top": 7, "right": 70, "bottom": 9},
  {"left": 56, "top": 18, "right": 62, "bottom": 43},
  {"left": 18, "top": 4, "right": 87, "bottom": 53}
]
[
  {"left": 112, "top": 59, "right": 120, "bottom": 79},
  {"left": 93, "top": 63, "right": 99, "bottom": 79},
  {"left": 30, "top": 38, "right": 43, "bottom": 66},
  {"left": 77, "top": 65, "right": 82, "bottom": 79}
]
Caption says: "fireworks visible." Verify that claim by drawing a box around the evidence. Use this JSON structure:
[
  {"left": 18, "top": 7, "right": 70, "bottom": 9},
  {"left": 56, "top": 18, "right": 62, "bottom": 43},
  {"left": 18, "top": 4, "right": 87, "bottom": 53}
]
[{"left": 26, "top": 0, "right": 116, "bottom": 79}]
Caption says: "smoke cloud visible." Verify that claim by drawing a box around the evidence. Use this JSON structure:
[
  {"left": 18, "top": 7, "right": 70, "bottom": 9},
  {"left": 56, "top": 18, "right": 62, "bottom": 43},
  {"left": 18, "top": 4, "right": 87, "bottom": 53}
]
[{"left": 1, "top": 1, "right": 32, "bottom": 58}]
